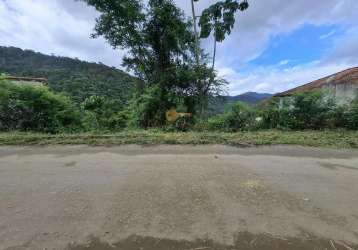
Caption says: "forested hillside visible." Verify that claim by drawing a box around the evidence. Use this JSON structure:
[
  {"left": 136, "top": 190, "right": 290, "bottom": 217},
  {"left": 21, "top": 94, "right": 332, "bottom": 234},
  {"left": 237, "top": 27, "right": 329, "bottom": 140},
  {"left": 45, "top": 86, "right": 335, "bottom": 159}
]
[
  {"left": 0, "top": 46, "right": 139, "bottom": 103},
  {"left": 208, "top": 92, "right": 273, "bottom": 115},
  {"left": 226, "top": 92, "right": 273, "bottom": 105}
]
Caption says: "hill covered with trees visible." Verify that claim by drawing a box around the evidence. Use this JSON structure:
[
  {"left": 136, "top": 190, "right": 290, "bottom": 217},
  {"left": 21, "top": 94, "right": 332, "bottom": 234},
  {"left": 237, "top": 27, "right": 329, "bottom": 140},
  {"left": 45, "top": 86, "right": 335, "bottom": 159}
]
[
  {"left": 2, "top": 1, "right": 356, "bottom": 134},
  {"left": 0, "top": 46, "right": 139, "bottom": 103},
  {"left": 207, "top": 92, "right": 273, "bottom": 115},
  {"left": 226, "top": 92, "right": 273, "bottom": 105}
]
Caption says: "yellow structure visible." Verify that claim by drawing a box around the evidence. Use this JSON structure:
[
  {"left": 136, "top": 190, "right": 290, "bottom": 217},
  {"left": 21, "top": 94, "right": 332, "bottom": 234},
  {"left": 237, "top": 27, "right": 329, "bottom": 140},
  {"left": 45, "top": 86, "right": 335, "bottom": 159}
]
[{"left": 165, "top": 108, "right": 192, "bottom": 122}]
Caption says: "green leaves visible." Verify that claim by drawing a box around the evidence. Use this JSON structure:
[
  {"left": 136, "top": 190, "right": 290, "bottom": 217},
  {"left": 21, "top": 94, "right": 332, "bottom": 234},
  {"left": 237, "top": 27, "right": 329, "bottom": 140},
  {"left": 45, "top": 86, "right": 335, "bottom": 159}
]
[
  {"left": 199, "top": 0, "right": 249, "bottom": 42},
  {"left": 81, "top": 0, "right": 145, "bottom": 49},
  {"left": 81, "top": 0, "right": 229, "bottom": 126},
  {"left": 0, "top": 80, "right": 80, "bottom": 132}
]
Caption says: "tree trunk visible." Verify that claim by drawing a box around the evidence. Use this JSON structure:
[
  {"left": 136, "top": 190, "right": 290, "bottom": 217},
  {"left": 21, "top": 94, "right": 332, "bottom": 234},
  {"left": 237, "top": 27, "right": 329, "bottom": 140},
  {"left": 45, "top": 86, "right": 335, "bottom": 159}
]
[
  {"left": 212, "top": 34, "right": 217, "bottom": 71},
  {"left": 190, "top": 0, "right": 200, "bottom": 67}
]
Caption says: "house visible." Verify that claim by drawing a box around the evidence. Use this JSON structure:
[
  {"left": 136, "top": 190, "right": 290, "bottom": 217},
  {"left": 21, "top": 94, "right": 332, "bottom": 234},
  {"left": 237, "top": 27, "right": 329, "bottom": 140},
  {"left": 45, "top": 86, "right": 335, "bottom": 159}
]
[
  {"left": 3, "top": 76, "right": 48, "bottom": 86},
  {"left": 274, "top": 67, "right": 358, "bottom": 103}
]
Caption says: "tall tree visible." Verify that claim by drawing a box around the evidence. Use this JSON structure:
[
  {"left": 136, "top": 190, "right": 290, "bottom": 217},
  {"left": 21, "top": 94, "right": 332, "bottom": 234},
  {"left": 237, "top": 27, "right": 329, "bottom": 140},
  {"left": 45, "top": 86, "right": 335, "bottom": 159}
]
[
  {"left": 81, "top": 0, "right": 225, "bottom": 126},
  {"left": 189, "top": 0, "right": 249, "bottom": 115},
  {"left": 190, "top": 0, "right": 201, "bottom": 67},
  {"left": 198, "top": 0, "right": 249, "bottom": 70}
]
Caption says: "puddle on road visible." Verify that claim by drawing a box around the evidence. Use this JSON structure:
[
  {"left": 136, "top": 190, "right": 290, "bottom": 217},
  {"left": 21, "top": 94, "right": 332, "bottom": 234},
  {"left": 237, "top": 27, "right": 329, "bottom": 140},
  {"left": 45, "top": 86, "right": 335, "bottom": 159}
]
[{"left": 66, "top": 232, "right": 357, "bottom": 250}]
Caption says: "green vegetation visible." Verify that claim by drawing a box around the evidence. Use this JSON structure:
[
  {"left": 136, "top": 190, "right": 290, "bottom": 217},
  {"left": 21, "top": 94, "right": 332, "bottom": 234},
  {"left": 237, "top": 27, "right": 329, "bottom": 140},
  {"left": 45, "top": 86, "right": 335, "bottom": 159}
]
[
  {"left": 0, "top": 80, "right": 80, "bottom": 133},
  {"left": 0, "top": 46, "right": 138, "bottom": 103},
  {"left": 0, "top": 130, "right": 357, "bottom": 148},
  {"left": 0, "top": 1, "right": 356, "bottom": 148},
  {"left": 206, "top": 91, "right": 358, "bottom": 131},
  {"left": 79, "top": 0, "right": 233, "bottom": 125},
  {"left": 0, "top": 1, "right": 251, "bottom": 132},
  {"left": 0, "top": 78, "right": 357, "bottom": 134}
]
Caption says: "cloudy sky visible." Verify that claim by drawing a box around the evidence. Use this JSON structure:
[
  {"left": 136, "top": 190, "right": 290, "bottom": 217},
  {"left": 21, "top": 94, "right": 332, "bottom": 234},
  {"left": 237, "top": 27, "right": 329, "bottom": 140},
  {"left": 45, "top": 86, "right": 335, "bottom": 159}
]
[{"left": 1, "top": 0, "right": 357, "bottom": 95}]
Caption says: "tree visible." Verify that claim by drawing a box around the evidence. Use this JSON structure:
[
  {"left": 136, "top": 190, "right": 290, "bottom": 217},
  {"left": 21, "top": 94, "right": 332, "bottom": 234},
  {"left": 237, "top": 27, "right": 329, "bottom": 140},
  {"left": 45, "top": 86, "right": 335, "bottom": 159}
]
[
  {"left": 81, "top": 0, "right": 226, "bottom": 126},
  {"left": 188, "top": 0, "right": 249, "bottom": 115},
  {"left": 198, "top": 0, "right": 249, "bottom": 70}
]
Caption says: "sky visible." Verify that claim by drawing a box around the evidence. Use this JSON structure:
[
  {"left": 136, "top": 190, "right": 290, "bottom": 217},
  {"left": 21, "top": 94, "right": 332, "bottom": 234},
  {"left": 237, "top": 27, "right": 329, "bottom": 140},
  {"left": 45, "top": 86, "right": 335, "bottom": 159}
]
[{"left": 0, "top": 0, "right": 357, "bottom": 95}]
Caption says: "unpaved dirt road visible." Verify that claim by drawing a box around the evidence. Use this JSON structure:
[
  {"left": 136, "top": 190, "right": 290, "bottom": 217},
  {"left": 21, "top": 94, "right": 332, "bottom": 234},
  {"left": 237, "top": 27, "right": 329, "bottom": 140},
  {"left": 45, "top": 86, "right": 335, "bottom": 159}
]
[{"left": 1, "top": 145, "right": 358, "bottom": 250}]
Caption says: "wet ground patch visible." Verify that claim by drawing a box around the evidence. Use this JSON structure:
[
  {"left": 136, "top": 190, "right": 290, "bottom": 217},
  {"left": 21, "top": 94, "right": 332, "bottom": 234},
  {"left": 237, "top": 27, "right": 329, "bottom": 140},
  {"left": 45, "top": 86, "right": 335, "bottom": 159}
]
[{"left": 66, "top": 232, "right": 357, "bottom": 250}]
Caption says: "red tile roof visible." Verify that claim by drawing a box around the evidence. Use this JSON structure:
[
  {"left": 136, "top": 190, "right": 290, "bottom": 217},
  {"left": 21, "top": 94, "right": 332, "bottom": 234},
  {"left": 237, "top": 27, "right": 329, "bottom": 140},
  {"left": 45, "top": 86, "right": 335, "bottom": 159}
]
[{"left": 275, "top": 67, "right": 358, "bottom": 97}]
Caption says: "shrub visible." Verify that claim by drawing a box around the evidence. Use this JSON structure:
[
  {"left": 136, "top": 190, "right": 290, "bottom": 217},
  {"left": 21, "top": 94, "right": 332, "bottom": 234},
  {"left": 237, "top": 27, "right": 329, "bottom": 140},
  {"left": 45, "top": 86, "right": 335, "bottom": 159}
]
[
  {"left": 260, "top": 91, "right": 340, "bottom": 130},
  {"left": 107, "top": 110, "right": 130, "bottom": 130},
  {"left": 0, "top": 80, "right": 80, "bottom": 132},
  {"left": 127, "top": 86, "right": 169, "bottom": 128},
  {"left": 207, "top": 113, "right": 231, "bottom": 131},
  {"left": 259, "top": 98, "right": 293, "bottom": 129},
  {"left": 344, "top": 98, "right": 358, "bottom": 129},
  {"left": 290, "top": 91, "right": 334, "bottom": 129},
  {"left": 81, "top": 95, "right": 127, "bottom": 131},
  {"left": 207, "top": 102, "right": 257, "bottom": 131}
]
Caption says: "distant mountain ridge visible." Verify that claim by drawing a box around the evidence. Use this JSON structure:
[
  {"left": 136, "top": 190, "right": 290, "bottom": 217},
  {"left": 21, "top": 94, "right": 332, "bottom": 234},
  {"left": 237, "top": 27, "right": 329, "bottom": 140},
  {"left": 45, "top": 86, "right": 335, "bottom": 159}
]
[
  {"left": 224, "top": 92, "right": 273, "bottom": 105},
  {"left": 208, "top": 92, "right": 273, "bottom": 114},
  {"left": 0, "top": 46, "right": 273, "bottom": 113},
  {"left": 0, "top": 46, "right": 139, "bottom": 103}
]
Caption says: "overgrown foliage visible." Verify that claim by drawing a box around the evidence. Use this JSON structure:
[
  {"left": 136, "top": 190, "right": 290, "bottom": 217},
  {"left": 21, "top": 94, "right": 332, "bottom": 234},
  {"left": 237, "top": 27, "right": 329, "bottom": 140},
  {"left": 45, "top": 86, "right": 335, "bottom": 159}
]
[
  {"left": 204, "top": 91, "right": 358, "bottom": 131},
  {"left": 259, "top": 91, "right": 358, "bottom": 130},
  {"left": 81, "top": 95, "right": 128, "bottom": 131},
  {"left": 1, "top": 78, "right": 356, "bottom": 134},
  {"left": 1, "top": 0, "right": 356, "bottom": 135},
  {"left": 0, "top": 80, "right": 80, "bottom": 133},
  {"left": 81, "top": 0, "right": 228, "bottom": 127},
  {"left": 207, "top": 102, "right": 257, "bottom": 131}
]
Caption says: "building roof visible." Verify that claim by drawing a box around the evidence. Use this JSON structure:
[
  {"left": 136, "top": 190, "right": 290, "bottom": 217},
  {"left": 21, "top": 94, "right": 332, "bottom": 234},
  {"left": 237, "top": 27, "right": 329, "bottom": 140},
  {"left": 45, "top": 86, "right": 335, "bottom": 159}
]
[
  {"left": 4, "top": 76, "right": 47, "bottom": 83},
  {"left": 275, "top": 67, "right": 358, "bottom": 97}
]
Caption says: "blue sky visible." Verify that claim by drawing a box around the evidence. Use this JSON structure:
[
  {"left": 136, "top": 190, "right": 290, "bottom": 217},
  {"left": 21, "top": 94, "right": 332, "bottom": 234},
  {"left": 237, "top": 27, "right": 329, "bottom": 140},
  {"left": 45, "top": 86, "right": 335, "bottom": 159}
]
[
  {"left": 0, "top": 0, "right": 357, "bottom": 95},
  {"left": 251, "top": 24, "right": 345, "bottom": 67}
]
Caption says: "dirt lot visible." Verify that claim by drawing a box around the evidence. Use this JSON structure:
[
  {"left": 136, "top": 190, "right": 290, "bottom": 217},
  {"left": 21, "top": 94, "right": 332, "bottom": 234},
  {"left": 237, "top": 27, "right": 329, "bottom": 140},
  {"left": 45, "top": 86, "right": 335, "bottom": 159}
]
[{"left": 0, "top": 145, "right": 358, "bottom": 250}]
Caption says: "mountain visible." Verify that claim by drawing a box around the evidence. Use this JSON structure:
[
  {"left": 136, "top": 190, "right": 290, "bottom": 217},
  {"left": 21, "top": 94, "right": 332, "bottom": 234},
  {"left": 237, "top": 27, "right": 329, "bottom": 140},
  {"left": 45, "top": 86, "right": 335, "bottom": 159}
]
[
  {"left": 208, "top": 92, "right": 273, "bottom": 114},
  {"left": 0, "top": 46, "right": 273, "bottom": 112},
  {"left": 0, "top": 46, "right": 139, "bottom": 103},
  {"left": 225, "top": 92, "right": 273, "bottom": 105}
]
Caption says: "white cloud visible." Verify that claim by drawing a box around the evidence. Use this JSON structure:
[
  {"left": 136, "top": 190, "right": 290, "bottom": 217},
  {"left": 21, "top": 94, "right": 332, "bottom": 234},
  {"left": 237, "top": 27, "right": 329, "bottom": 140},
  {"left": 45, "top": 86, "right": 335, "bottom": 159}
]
[
  {"left": 218, "top": 60, "right": 356, "bottom": 95},
  {"left": 278, "top": 60, "right": 290, "bottom": 66},
  {"left": 0, "top": 0, "right": 124, "bottom": 67},
  {"left": 0, "top": 0, "right": 358, "bottom": 94},
  {"left": 210, "top": 0, "right": 358, "bottom": 66},
  {"left": 326, "top": 27, "right": 358, "bottom": 65},
  {"left": 319, "top": 30, "right": 336, "bottom": 40}
]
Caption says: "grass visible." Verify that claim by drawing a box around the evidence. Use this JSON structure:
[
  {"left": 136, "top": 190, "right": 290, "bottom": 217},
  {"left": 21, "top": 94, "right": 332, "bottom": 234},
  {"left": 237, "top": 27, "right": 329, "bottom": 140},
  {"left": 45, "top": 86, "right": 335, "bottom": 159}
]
[{"left": 0, "top": 130, "right": 357, "bottom": 148}]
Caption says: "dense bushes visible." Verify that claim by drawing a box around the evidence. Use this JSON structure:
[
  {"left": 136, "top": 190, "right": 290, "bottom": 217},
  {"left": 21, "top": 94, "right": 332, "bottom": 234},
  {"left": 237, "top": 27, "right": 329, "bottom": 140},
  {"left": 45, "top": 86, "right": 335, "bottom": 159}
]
[
  {"left": 126, "top": 86, "right": 169, "bottom": 128},
  {"left": 344, "top": 99, "right": 358, "bottom": 129},
  {"left": 0, "top": 80, "right": 80, "bottom": 132},
  {"left": 207, "top": 102, "right": 257, "bottom": 131},
  {"left": 1, "top": 80, "right": 357, "bottom": 133},
  {"left": 0, "top": 79, "right": 132, "bottom": 132},
  {"left": 81, "top": 95, "right": 127, "bottom": 131},
  {"left": 260, "top": 91, "right": 358, "bottom": 130},
  {"left": 259, "top": 91, "right": 334, "bottom": 130},
  {"left": 206, "top": 91, "right": 358, "bottom": 131}
]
